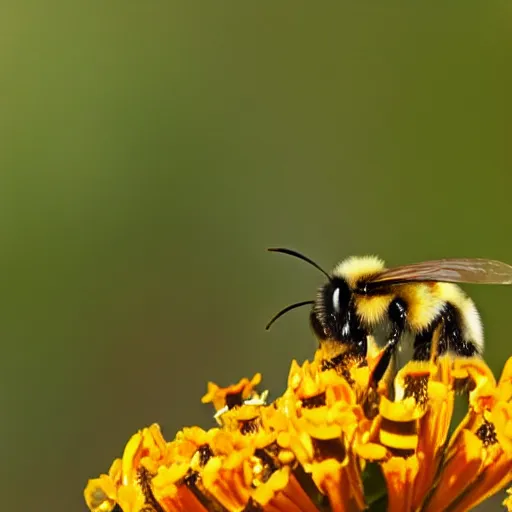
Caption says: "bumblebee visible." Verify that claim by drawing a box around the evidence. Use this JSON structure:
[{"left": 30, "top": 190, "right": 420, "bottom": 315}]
[{"left": 266, "top": 248, "right": 512, "bottom": 384}]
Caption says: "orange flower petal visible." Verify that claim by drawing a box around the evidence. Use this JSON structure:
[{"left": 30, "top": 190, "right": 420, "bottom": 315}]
[
  {"left": 381, "top": 456, "right": 419, "bottom": 512},
  {"left": 412, "top": 379, "right": 454, "bottom": 509},
  {"left": 423, "top": 429, "right": 483, "bottom": 511}
]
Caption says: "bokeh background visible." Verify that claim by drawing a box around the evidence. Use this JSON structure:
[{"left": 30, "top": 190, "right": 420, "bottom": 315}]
[{"left": 1, "top": 3, "right": 511, "bottom": 511}]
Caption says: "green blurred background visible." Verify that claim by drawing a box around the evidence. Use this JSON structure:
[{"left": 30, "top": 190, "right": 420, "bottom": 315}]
[{"left": 1, "top": 3, "right": 511, "bottom": 511}]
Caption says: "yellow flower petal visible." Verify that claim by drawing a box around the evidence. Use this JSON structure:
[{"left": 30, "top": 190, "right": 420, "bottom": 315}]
[
  {"left": 84, "top": 475, "right": 117, "bottom": 512},
  {"left": 202, "top": 373, "right": 262, "bottom": 412},
  {"left": 503, "top": 487, "right": 512, "bottom": 511}
]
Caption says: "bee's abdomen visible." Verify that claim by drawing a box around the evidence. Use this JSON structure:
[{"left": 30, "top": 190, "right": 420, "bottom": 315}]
[{"left": 398, "top": 282, "right": 446, "bottom": 332}]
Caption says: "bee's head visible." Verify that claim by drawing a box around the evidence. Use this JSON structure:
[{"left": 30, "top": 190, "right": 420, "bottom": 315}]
[
  {"left": 265, "top": 248, "right": 365, "bottom": 354},
  {"left": 310, "top": 278, "right": 352, "bottom": 341}
]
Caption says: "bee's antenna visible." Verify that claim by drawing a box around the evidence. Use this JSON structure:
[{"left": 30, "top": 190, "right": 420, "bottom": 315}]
[
  {"left": 267, "top": 247, "right": 331, "bottom": 281},
  {"left": 265, "top": 300, "right": 315, "bottom": 331}
]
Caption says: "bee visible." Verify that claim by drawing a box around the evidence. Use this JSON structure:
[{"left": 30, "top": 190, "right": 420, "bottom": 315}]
[{"left": 266, "top": 248, "right": 512, "bottom": 384}]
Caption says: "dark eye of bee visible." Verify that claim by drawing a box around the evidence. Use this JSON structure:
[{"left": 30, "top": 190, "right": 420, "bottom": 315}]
[
  {"left": 310, "top": 279, "right": 352, "bottom": 339},
  {"left": 329, "top": 279, "right": 351, "bottom": 315}
]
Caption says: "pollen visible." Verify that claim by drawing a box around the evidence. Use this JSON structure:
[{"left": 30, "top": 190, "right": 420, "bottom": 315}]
[{"left": 84, "top": 341, "right": 512, "bottom": 512}]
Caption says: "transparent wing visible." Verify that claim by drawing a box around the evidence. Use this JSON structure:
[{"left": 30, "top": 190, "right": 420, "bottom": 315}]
[{"left": 366, "top": 258, "right": 512, "bottom": 288}]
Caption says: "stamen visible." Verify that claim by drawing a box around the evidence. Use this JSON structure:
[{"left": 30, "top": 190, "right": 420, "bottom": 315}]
[
  {"left": 301, "top": 392, "right": 327, "bottom": 409},
  {"left": 240, "top": 418, "right": 261, "bottom": 435},
  {"left": 312, "top": 438, "right": 347, "bottom": 462},
  {"left": 137, "top": 467, "right": 165, "bottom": 512},
  {"left": 403, "top": 374, "right": 429, "bottom": 407},
  {"left": 475, "top": 420, "right": 498, "bottom": 447},
  {"left": 197, "top": 444, "right": 214, "bottom": 467}
]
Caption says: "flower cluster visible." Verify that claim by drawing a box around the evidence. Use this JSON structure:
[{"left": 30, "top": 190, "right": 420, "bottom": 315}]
[{"left": 84, "top": 338, "right": 512, "bottom": 512}]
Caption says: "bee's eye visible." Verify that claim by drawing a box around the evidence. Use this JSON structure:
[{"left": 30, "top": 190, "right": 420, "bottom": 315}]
[{"left": 332, "top": 288, "right": 340, "bottom": 313}]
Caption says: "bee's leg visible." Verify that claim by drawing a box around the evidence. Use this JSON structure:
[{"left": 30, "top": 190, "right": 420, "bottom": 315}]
[
  {"left": 413, "top": 305, "right": 479, "bottom": 360},
  {"left": 414, "top": 304, "right": 479, "bottom": 359},
  {"left": 370, "top": 299, "right": 407, "bottom": 385},
  {"left": 442, "top": 305, "right": 479, "bottom": 357},
  {"left": 412, "top": 328, "right": 435, "bottom": 361}
]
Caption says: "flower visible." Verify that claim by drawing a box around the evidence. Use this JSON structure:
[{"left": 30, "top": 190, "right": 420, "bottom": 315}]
[
  {"left": 85, "top": 339, "right": 512, "bottom": 512},
  {"left": 504, "top": 487, "right": 512, "bottom": 510}
]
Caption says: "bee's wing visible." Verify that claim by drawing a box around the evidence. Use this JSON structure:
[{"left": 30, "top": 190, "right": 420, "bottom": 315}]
[{"left": 366, "top": 258, "right": 512, "bottom": 288}]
